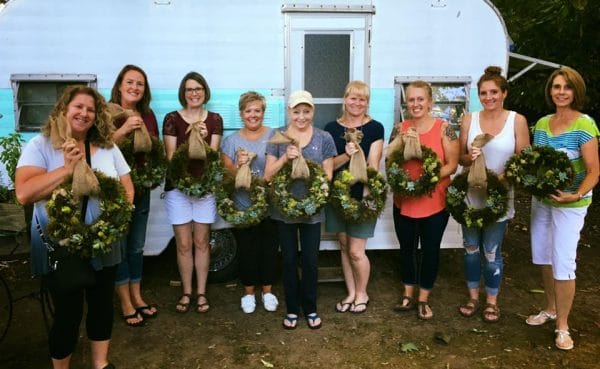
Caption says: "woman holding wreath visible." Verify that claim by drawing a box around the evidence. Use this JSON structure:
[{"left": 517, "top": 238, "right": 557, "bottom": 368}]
[
  {"left": 457, "top": 66, "right": 529, "bottom": 323},
  {"left": 391, "top": 80, "right": 459, "bottom": 320},
  {"left": 525, "top": 67, "right": 598, "bottom": 350},
  {"left": 265, "top": 90, "right": 336, "bottom": 329},
  {"left": 110, "top": 64, "right": 161, "bottom": 326},
  {"left": 221, "top": 91, "right": 279, "bottom": 314},
  {"left": 15, "top": 86, "right": 133, "bottom": 369},
  {"left": 163, "top": 72, "right": 223, "bottom": 314},
  {"left": 324, "top": 81, "right": 384, "bottom": 314}
]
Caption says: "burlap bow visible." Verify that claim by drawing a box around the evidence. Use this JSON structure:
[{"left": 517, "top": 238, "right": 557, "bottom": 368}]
[
  {"left": 48, "top": 114, "right": 100, "bottom": 200},
  {"left": 403, "top": 127, "right": 422, "bottom": 161},
  {"left": 234, "top": 149, "right": 256, "bottom": 190},
  {"left": 343, "top": 128, "right": 368, "bottom": 185},
  {"left": 107, "top": 103, "right": 152, "bottom": 153},
  {"left": 467, "top": 133, "right": 495, "bottom": 190},
  {"left": 386, "top": 124, "right": 404, "bottom": 160},
  {"left": 267, "top": 131, "right": 310, "bottom": 179},
  {"left": 185, "top": 119, "right": 208, "bottom": 161}
]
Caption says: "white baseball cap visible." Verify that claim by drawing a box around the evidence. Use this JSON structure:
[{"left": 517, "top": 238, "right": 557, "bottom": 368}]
[{"left": 288, "top": 90, "right": 314, "bottom": 108}]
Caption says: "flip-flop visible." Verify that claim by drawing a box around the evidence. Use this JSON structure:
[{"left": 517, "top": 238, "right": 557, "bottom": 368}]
[
  {"left": 175, "top": 293, "right": 192, "bottom": 314},
  {"left": 136, "top": 305, "right": 159, "bottom": 319},
  {"left": 196, "top": 294, "right": 210, "bottom": 313},
  {"left": 282, "top": 314, "right": 298, "bottom": 330},
  {"left": 417, "top": 302, "right": 433, "bottom": 320},
  {"left": 351, "top": 300, "right": 370, "bottom": 314},
  {"left": 335, "top": 300, "right": 352, "bottom": 313},
  {"left": 393, "top": 296, "right": 414, "bottom": 312},
  {"left": 306, "top": 313, "right": 322, "bottom": 329},
  {"left": 122, "top": 311, "right": 145, "bottom": 327}
]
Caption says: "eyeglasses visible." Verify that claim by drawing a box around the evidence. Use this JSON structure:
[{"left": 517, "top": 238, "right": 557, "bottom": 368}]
[{"left": 185, "top": 87, "right": 205, "bottom": 94}]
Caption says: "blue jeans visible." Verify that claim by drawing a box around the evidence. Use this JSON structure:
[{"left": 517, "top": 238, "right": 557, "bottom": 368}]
[
  {"left": 393, "top": 207, "right": 449, "bottom": 290},
  {"left": 461, "top": 220, "right": 508, "bottom": 296},
  {"left": 276, "top": 221, "right": 321, "bottom": 316},
  {"left": 115, "top": 190, "right": 150, "bottom": 285}
]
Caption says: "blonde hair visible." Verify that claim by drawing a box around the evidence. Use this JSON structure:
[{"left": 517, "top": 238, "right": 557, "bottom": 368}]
[
  {"left": 406, "top": 80, "right": 433, "bottom": 102},
  {"left": 340, "top": 80, "right": 371, "bottom": 119}
]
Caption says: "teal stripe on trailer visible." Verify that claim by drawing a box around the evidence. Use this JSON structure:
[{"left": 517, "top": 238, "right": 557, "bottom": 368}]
[{"left": 0, "top": 89, "right": 15, "bottom": 138}]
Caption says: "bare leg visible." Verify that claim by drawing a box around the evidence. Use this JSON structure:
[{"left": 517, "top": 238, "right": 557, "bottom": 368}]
[
  {"left": 541, "top": 265, "right": 557, "bottom": 314},
  {"left": 193, "top": 222, "right": 211, "bottom": 312},
  {"left": 90, "top": 339, "right": 110, "bottom": 369},
  {"left": 173, "top": 223, "right": 194, "bottom": 311},
  {"left": 417, "top": 288, "right": 433, "bottom": 319},
  {"left": 51, "top": 355, "right": 71, "bottom": 369},
  {"left": 347, "top": 236, "right": 370, "bottom": 310},
  {"left": 338, "top": 232, "right": 356, "bottom": 305},
  {"left": 115, "top": 284, "right": 142, "bottom": 324},
  {"left": 554, "top": 279, "right": 575, "bottom": 331}
]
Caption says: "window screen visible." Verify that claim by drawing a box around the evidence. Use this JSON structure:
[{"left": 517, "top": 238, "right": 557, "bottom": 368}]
[{"left": 304, "top": 34, "right": 350, "bottom": 99}]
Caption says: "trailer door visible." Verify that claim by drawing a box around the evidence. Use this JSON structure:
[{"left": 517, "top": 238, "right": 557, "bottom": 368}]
[{"left": 283, "top": 5, "right": 374, "bottom": 128}]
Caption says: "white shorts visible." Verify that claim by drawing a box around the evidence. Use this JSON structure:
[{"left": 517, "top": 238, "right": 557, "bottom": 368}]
[
  {"left": 164, "top": 189, "right": 217, "bottom": 225},
  {"left": 530, "top": 197, "right": 588, "bottom": 280}
]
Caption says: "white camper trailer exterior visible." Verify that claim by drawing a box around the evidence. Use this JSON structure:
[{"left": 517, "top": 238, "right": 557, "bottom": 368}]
[{"left": 0, "top": 0, "right": 510, "bottom": 280}]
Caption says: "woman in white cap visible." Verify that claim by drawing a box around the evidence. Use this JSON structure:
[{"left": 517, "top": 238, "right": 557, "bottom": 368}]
[{"left": 265, "top": 90, "right": 336, "bottom": 330}]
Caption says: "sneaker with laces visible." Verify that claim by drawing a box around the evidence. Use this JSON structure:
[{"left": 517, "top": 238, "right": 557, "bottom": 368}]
[
  {"left": 555, "top": 329, "right": 574, "bottom": 350},
  {"left": 262, "top": 292, "right": 279, "bottom": 312},
  {"left": 241, "top": 294, "right": 256, "bottom": 314},
  {"left": 526, "top": 310, "right": 557, "bottom": 326}
]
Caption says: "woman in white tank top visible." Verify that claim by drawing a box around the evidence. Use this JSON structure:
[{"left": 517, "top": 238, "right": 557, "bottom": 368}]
[{"left": 457, "top": 66, "right": 530, "bottom": 323}]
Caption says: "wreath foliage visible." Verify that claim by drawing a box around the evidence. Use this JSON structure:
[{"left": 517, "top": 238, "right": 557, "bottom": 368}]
[
  {"left": 504, "top": 145, "right": 574, "bottom": 198},
  {"left": 386, "top": 146, "right": 441, "bottom": 197},
  {"left": 215, "top": 176, "right": 268, "bottom": 227},
  {"left": 118, "top": 136, "right": 167, "bottom": 192},
  {"left": 446, "top": 170, "right": 509, "bottom": 228},
  {"left": 269, "top": 160, "right": 330, "bottom": 220},
  {"left": 46, "top": 171, "right": 134, "bottom": 258},
  {"left": 168, "top": 143, "right": 225, "bottom": 198},
  {"left": 330, "top": 167, "right": 388, "bottom": 223}
]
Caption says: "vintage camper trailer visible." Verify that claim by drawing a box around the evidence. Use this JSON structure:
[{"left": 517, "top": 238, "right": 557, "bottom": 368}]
[{"left": 0, "top": 0, "right": 513, "bottom": 281}]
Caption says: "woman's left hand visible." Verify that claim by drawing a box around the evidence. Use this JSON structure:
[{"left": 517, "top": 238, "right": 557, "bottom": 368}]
[{"left": 549, "top": 190, "right": 580, "bottom": 204}]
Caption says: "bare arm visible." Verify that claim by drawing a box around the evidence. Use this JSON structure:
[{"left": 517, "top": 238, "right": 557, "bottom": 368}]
[
  {"left": 210, "top": 134, "right": 222, "bottom": 151},
  {"left": 440, "top": 122, "right": 459, "bottom": 179},
  {"left": 112, "top": 116, "right": 144, "bottom": 144},
  {"left": 458, "top": 113, "right": 473, "bottom": 167},
  {"left": 513, "top": 113, "right": 530, "bottom": 154},
  {"left": 367, "top": 139, "right": 384, "bottom": 170},
  {"left": 322, "top": 157, "right": 334, "bottom": 181},
  {"left": 221, "top": 153, "right": 237, "bottom": 177},
  {"left": 264, "top": 153, "right": 287, "bottom": 182},
  {"left": 164, "top": 135, "right": 177, "bottom": 161},
  {"left": 550, "top": 137, "right": 599, "bottom": 203},
  {"left": 119, "top": 174, "right": 135, "bottom": 204}
]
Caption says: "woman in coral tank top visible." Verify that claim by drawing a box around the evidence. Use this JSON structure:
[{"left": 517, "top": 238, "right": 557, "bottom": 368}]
[{"left": 391, "top": 81, "right": 459, "bottom": 320}]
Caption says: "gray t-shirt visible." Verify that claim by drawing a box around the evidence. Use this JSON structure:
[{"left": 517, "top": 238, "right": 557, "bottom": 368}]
[
  {"left": 266, "top": 127, "right": 336, "bottom": 224},
  {"left": 17, "top": 135, "right": 130, "bottom": 275}
]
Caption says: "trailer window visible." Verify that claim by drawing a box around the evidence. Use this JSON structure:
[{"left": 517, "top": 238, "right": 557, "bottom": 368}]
[
  {"left": 394, "top": 77, "right": 471, "bottom": 130},
  {"left": 10, "top": 74, "right": 97, "bottom": 132}
]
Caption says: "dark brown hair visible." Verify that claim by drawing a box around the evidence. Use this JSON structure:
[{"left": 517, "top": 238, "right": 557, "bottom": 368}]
[
  {"left": 178, "top": 71, "right": 211, "bottom": 107},
  {"left": 109, "top": 64, "right": 152, "bottom": 114},
  {"left": 545, "top": 66, "right": 586, "bottom": 111},
  {"left": 477, "top": 66, "right": 508, "bottom": 93}
]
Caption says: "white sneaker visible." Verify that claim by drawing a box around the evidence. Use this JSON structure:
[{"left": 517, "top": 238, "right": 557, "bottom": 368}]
[
  {"left": 240, "top": 294, "right": 256, "bottom": 314},
  {"left": 262, "top": 292, "right": 279, "bottom": 312}
]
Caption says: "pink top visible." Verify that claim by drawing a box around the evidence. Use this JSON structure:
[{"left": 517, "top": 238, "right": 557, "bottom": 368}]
[{"left": 393, "top": 118, "right": 449, "bottom": 218}]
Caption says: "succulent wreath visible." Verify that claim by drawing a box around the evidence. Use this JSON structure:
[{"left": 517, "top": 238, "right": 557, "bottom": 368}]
[
  {"left": 269, "top": 160, "right": 330, "bottom": 220},
  {"left": 46, "top": 171, "right": 134, "bottom": 258},
  {"left": 386, "top": 146, "right": 441, "bottom": 197},
  {"left": 504, "top": 145, "right": 574, "bottom": 198},
  {"left": 118, "top": 135, "right": 167, "bottom": 192},
  {"left": 330, "top": 167, "right": 388, "bottom": 223},
  {"left": 215, "top": 176, "right": 268, "bottom": 227},
  {"left": 445, "top": 170, "right": 509, "bottom": 228},
  {"left": 167, "top": 143, "right": 225, "bottom": 198}
]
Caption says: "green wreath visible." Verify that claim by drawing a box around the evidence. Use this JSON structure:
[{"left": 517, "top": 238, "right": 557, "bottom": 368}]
[
  {"left": 269, "top": 160, "right": 330, "bottom": 220},
  {"left": 446, "top": 170, "right": 509, "bottom": 228},
  {"left": 215, "top": 176, "right": 268, "bottom": 227},
  {"left": 167, "top": 143, "right": 225, "bottom": 198},
  {"left": 46, "top": 171, "right": 134, "bottom": 258},
  {"left": 504, "top": 145, "right": 574, "bottom": 198},
  {"left": 118, "top": 136, "right": 167, "bottom": 192},
  {"left": 330, "top": 167, "right": 388, "bottom": 223},
  {"left": 386, "top": 146, "right": 441, "bottom": 197}
]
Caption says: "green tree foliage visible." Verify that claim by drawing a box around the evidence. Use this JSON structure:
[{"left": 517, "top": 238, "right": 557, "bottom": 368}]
[{"left": 492, "top": 0, "right": 599, "bottom": 123}]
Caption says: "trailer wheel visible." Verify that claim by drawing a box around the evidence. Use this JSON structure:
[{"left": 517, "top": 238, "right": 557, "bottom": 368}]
[{"left": 207, "top": 229, "right": 239, "bottom": 283}]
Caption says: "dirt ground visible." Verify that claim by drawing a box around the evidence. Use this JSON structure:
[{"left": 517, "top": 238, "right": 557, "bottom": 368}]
[{"left": 0, "top": 189, "right": 599, "bottom": 369}]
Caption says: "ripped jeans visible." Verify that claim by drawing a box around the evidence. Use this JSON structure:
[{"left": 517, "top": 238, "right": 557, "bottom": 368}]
[{"left": 461, "top": 220, "right": 508, "bottom": 297}]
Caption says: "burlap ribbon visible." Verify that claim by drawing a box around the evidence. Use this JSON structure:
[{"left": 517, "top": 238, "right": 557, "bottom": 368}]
[
  {"left": 343, "top": 128, "right": 368, "bottom": 185},
  {"left": 48, "top": 114, "right": 99, "bottom": 200},
  {"left": 386, "top": 124, "right": 404, "bottom": 160},
  {"left": 107, "top": 103, "right": 152, "bottom": 153},
  {"left": 467, "top": 133, "right": 494, "bottom": 190},
  {"left": 403, "top": 127, "right": 422, "bottom": 161},
  {"left": 267, "top": 131, "right": 310, "bottom": 179},
  {"left": 234, "top": 149, "right": 256, "bottom": 190},
  {"left": 185, "top": 117, "right": 209, "bottom": 160}
]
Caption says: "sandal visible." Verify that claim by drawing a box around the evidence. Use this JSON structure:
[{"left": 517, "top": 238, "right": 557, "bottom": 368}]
[
  {"left": 282, "top": 314, "right": 298, "bottom": 330},
  {"left": 122, "top": 311, "right": 145, "bottom": 327},
  {"left": 526, "top": 310, "right": 556, "bottom": 326},
  {"left": 136, "top": 305, "right": 158, "bottom": 319},
  {"left": 175, "top": 293, "right": 191, "bottom": 314},
  {"left": 482, "top": 303, "right": 500, "bottom": 323},
  {"left": 459, "top": 298, "right": 479, "bottom": 318},
  {"left": 351, "top": 300, "right": 370, "bottom": 314},
  {"left": 306, "top": 313, "right": 322, "bottom": 329},
  {"left": 335, "top": 300, "right": 352, "bottom": 313},
  {"left": 393, "top": 296, "right": 415, "bottom": 312},
  {"left": 555, "top": 329, "right": 574, "bottom": 350},
  {"left": 417, "top": 301, "right": 433, "bottom": 320},
  {"left": 196, "top": 294, "right": 210, "bottom": 313}
]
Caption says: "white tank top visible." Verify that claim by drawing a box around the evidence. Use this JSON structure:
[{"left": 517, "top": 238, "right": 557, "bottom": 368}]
[{"left": 465, "top": 111, "right": 516, "bottom": 220}]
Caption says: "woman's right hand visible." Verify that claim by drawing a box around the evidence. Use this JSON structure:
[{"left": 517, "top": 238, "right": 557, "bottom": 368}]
[
  {"left": 470, "top": 147, "right": 482, "bottom": 161},
  {"left": 236, "top": 150, "right": 249, "bottom": 166},
  {"left": 286, "top": 145, "right": 299, "bottom": 160},
  {"left": 121, "top": 116, "right": 144, "bottom": 135},
  {"left": 345, "top": 142, "right": 358, "bottom": 156},
  {"left": 62, "top": 140, "right": 84, "bottom": 174}
]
